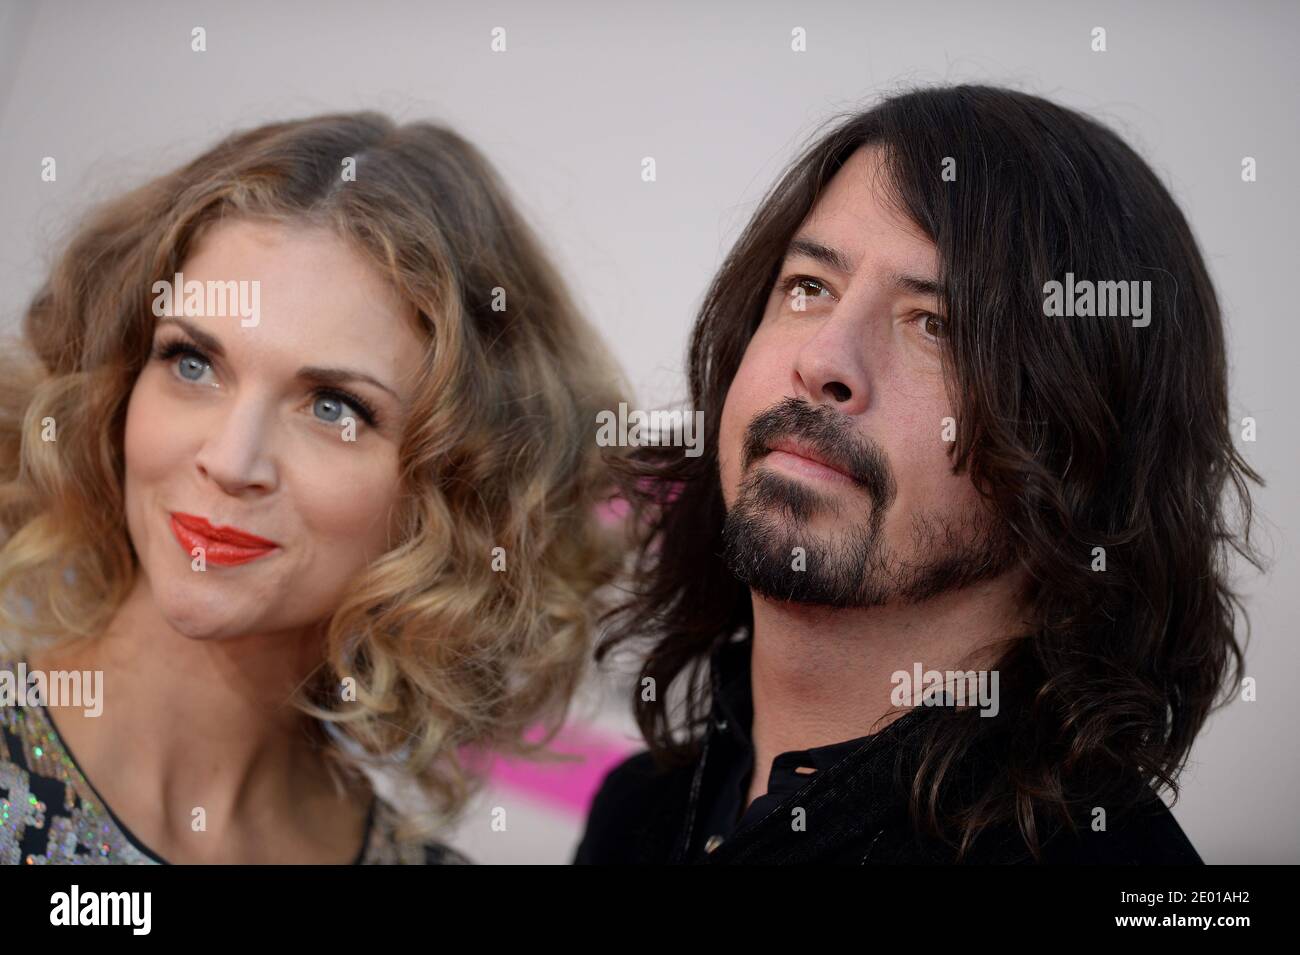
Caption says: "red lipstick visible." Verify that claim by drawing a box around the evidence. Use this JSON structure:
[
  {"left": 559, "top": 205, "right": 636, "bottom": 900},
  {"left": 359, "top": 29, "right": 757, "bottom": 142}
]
[{"left": 169, "top": 512, "right": 279, "bottom": 566}]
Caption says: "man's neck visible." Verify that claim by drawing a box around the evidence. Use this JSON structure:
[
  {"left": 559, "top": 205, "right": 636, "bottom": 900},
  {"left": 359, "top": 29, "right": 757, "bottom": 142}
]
[{"left": 744, "top": 571, "right": 1030, "bottom": 808}]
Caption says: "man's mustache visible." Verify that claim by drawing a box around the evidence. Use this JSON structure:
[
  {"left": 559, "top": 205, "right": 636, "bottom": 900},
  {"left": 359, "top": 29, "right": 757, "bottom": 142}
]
[{"left": 741, "top": 397, "right": 897, "bottom": 509}]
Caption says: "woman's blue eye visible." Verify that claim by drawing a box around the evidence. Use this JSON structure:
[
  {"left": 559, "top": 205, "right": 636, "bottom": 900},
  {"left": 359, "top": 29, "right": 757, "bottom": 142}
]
[
  {"left": 151, "top": 337, "right": 380, "bottom": 429},
  {"left": 313, "top": 394, "right": 347, "bottom": 423},
  {"left": 310, "top": 391, "right": 377, "bottom": 427},
  {"left": 151, "top": 340, "right": 213, "bottom": 383},
  {"left": 177, "top": 354, "right": 208, "bottom": 381}
]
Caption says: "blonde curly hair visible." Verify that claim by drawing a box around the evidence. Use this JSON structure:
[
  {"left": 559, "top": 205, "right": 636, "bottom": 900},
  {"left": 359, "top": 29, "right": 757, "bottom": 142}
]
[{"left": 0, "top": 113, "right": 630, "bottom": 840}]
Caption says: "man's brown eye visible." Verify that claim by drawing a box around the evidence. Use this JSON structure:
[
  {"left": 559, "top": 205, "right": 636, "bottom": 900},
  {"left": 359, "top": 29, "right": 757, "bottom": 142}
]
[
  {"left": 922, "top": 313, "right": 949, "bottom": 338},
  {"left": 779, "top": 275, "right": 832, "bottom": 307}
]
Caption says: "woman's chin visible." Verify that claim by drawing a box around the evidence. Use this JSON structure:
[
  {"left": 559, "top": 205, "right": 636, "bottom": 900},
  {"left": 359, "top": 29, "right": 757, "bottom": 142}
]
[
  {"left": 165, "top": 615, "right": 241, "bottom": 641},
  {"left": 153, "top": 589, "right": 248, "bottom": 641}
]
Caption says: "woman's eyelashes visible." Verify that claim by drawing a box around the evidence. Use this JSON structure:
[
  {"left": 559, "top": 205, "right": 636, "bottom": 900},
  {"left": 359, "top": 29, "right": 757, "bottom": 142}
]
[
  {"left": 149, "top": 337, "right": 381, "bottom": 429},
  {"left": 152, "top": 338, "right": 218, "bottom": 387}
]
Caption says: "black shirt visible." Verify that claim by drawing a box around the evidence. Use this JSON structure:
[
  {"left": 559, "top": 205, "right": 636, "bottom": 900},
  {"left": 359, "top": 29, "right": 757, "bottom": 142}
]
[
  {"left": 575, "top": 632, "right": 1204, "bottom": 864},
  {"left": 697, "top": 632, "right": 912, "bottom": 855}
]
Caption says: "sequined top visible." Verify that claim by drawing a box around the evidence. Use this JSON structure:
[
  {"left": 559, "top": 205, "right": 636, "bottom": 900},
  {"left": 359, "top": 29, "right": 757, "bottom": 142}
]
[{"left": 0, "top": 675, "right": 471, "bottom": 865}]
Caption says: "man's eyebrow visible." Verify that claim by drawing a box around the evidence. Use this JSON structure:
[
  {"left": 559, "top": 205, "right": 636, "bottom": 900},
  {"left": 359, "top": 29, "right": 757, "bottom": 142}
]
[
  {"left": 154, "top": 316, "right": 400, "bottom": 399},
  {"left": 785, "top": 236, "right": 857, "bottom": 275},
  {"left": 888, "top": 272, "right": 944, "bottom": 298},
  {"left": 784, "top": 236, "right": 943, "bottom": 298}
]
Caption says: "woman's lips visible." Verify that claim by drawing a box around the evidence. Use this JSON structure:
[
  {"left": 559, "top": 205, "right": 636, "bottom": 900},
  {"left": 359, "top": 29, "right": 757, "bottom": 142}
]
[{"left": 169, "top": 512, "right": 279, "bottom": 567}]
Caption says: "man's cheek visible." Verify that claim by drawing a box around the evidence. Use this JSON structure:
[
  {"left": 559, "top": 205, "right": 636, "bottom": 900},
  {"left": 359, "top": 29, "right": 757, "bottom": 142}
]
[{"left": 717, "top": 410, "right": 745, "bottom": 503}]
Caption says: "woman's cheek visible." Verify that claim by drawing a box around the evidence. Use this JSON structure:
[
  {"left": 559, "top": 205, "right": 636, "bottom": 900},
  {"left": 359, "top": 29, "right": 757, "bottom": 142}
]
[
  {"left": 294, "top": 447, "right": 401, "bottom": 557},
  {"left": 124, "top": 376, "right": 188, "bottom": 481}
]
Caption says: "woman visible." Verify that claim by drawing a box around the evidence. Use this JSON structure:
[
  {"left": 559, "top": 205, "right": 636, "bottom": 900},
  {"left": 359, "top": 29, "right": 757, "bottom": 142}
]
[{"left": 0, "top": 113, "right": 628, "bottom": 864}]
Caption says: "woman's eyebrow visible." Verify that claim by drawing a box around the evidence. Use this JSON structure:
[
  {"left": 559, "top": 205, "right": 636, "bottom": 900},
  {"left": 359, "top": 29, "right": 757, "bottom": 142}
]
[
  {"left": 155, "top": 316, "right": 400, "bottom": 399},
  {"left": 156, "top": 316, "right": 226, "bottom": 355},
  {"left": 296, "top": 363, "right": 399, "bottom": 398}
]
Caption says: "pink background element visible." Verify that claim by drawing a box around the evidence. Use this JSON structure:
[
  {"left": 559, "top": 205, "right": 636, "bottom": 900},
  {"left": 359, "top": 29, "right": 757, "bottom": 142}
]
[{"left": 485, "top": 722, "right": 641, "bottom": 816}]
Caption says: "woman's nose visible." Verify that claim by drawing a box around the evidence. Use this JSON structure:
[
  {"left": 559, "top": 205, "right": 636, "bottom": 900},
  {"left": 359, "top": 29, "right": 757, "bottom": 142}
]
[{"left": 192, "top": 400, "right": 278, "bottom": 493}]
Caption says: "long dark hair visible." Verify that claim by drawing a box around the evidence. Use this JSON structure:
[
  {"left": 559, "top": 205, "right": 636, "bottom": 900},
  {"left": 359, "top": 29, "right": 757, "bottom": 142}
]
[{"left": 596, "top": 84, "right": 1265, "bottom": 859}]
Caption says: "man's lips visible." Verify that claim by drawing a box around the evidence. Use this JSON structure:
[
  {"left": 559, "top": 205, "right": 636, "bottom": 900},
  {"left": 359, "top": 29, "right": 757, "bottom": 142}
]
[
  {"left": 763, "top": 438, "right": 861, "bottom": 486},
  {"left": 169, "top": 512, "right": 279, "bottom": 566}
]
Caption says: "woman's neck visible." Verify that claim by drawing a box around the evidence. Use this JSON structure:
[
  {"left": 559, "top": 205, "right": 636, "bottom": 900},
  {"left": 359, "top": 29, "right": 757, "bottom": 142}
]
[{"left": 25, "top": 572, "right": 371, "bottom": 863}]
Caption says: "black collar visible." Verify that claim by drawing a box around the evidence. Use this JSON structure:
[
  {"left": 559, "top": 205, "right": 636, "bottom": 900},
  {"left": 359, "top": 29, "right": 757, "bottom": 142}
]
[{"left": 677, "top": 630, "right": 947, "bottom": 862}]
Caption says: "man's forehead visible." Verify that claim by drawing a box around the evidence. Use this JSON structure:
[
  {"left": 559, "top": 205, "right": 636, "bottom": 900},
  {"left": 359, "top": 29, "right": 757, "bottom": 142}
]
[{"left": 792, "top": 146, "right": 938, "bottom": 277}]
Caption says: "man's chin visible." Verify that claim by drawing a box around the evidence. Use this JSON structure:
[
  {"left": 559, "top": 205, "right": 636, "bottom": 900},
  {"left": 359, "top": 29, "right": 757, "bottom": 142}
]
[
  {"left": 748, "top": 579, "right": 864, "bottom": 610},
  {"left": 722, "top": 523, "right": 875, "bottom": 608}
]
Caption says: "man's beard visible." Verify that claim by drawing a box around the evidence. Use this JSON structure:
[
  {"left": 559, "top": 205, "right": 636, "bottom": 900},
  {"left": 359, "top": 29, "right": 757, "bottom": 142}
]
[{"left": 720, "top": 398, "right": 1018, "bottom": 608}]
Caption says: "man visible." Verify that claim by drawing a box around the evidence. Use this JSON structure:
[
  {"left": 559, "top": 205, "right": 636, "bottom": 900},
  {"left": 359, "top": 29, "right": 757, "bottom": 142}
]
[{"left": 575, "top": 85, "right": 1262, "bottom": 864}]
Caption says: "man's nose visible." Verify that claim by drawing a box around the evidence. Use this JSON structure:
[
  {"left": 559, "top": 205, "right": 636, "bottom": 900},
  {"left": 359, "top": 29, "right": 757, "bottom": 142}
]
[{"left": 791, "top": 306, "right": 876, "bottom": 415}]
